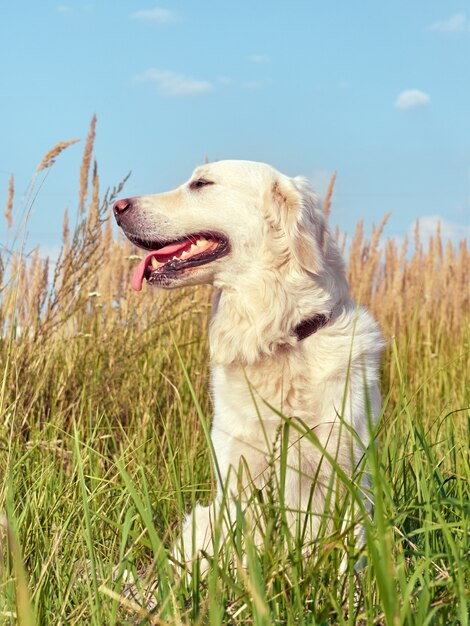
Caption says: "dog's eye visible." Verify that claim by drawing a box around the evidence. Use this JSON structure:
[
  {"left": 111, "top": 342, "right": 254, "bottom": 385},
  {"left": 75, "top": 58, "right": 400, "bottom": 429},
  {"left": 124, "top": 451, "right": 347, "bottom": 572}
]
[{"left": 189, "top": 178, "right": 214, "bottom": 190}]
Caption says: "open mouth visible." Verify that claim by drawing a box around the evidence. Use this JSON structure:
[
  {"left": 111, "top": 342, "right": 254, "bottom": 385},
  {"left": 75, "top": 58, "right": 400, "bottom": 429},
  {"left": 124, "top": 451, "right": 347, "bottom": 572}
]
[{"left": 127, "top": 232, "right": 229, "bottom": 291}]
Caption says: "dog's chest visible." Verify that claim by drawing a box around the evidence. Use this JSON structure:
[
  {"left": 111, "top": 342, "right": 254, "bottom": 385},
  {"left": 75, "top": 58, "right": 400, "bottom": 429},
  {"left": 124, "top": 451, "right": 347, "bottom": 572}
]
[{"left": 211, "top": 351, "right": 315, "bottom": 435}]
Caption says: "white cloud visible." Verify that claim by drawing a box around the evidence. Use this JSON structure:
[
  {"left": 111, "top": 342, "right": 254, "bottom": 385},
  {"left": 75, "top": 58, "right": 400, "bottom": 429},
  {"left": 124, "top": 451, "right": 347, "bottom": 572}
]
[
  {"left": 339, "top": 215, "right": 469, "bottom": 261},
  {"left": 242, "top": 78, "right": 272, "bottom": 90},
  {"left": 409, "top": 215, "right": 470, "bottom": 245},
  {"left": 134, "top": 69, "right": 213, "bottom": 96},
  {"left": 57, "top": 4, "right": 93, "bottom": 13},
  {"left": 217, "top": 75, "right": 233, "bottom": 86},
  {"left": 131, "top": 7, "right": 179, "bottom": 24},
  {"left": 249, "top": 53, "right": 270, "bottom": 64},
  {"left": 395, "top": 89, "right": 430, "bottom": 110},
  {"left": 427, "top": 13, "right": 469, "bottom": 34}
]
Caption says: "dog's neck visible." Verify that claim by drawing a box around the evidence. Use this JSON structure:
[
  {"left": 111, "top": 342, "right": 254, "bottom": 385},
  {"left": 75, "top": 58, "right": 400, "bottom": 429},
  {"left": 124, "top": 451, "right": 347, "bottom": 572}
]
[{"left": 209, "top": 275, "right": 342, "bottom": 365}]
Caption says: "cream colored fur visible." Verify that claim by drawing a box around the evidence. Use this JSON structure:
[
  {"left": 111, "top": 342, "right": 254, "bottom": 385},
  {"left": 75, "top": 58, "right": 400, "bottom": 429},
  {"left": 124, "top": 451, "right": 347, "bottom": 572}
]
[{"left": 119, "top": 160, "right": 384, "bottom": 570}]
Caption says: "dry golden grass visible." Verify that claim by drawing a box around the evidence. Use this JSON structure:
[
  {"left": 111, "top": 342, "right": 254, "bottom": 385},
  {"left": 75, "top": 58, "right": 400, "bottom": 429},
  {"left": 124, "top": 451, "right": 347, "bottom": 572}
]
[
  {"left": 1, "top": 117, "right": 468, "bottom": 431},
  {"left": 2, "top": 122, "right": 469, "bottom": 351}
]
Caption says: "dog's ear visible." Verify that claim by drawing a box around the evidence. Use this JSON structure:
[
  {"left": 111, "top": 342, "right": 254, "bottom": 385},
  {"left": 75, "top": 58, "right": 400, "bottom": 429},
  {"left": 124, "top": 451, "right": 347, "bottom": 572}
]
[{"left": 270, "top": 175, "right": 326, "bottom": 275}]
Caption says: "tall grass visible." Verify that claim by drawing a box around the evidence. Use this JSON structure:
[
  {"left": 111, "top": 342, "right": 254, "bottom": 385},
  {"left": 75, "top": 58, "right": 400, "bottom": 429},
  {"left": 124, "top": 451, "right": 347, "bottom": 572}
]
[{"left": 1, "top": 119, "right": 468, "bottom": 624}]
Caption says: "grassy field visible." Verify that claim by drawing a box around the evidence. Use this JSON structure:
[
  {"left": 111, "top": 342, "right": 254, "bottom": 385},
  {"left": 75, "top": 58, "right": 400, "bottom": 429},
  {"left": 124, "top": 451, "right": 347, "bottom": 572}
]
[{"left": 1, "top": 122, "right": 469, "bottom": 625}]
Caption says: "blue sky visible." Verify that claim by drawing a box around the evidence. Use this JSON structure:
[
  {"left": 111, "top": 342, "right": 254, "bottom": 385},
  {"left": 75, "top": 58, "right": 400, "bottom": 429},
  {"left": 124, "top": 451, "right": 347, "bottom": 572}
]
[{"left": 1, "top": 1, "right": 469, "bottom": 255}]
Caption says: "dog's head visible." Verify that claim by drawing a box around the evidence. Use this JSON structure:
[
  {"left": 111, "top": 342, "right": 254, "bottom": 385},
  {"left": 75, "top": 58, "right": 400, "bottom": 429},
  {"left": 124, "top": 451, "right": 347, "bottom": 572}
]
[{"left": 113, "top": 160, "right": 347, "bottom": 302}]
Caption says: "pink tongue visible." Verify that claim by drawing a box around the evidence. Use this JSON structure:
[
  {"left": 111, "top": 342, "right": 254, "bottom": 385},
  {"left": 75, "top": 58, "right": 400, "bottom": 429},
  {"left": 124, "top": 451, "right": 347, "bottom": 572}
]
[
  {"left": 131, "top": 241, "right": 190, "bottom": 292},
  {"left": 131, "top": 257, "right": 150, "bottom": 292}
]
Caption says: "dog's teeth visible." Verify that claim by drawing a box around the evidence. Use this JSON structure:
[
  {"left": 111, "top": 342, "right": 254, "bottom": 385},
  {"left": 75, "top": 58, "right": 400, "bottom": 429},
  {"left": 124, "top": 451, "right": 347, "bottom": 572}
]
[
  {"left": 196, "top": 238, "right": 208, "bottom": 247},
  {"left": 180, "top": 250, "right": 190, "bottom": 259},
  {"left": 190, "top": 243, "right": 197, "bottom": 251},
  {"left": 150, "top": 257, "right": 160, "bottom": 268}
]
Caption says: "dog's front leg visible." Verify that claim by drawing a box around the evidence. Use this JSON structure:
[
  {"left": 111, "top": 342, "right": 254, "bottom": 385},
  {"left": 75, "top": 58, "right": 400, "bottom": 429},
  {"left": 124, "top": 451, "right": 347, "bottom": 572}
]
[{"left": 174, "top": 503, "right": 216, "bottom": 575}]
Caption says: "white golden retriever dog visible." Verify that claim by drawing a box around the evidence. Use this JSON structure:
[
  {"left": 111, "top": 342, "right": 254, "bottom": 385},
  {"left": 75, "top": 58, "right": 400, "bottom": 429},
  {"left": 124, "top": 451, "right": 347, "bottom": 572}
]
[{"left": 113, "top": 160, "right": 383, "bottom": 570}]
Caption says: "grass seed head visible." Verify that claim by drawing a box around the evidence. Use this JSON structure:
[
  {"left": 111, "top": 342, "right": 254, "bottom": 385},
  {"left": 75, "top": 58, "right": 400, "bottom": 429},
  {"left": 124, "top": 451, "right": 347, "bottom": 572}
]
[
  {"left": 79, "top": 114, "right": 97, "bottom": 213},
  {"left": 4, "top": 174, "right": 14, "bottom": 229},
  {"left": 37, "top": 139, "right": 80, "bottom": 172}
]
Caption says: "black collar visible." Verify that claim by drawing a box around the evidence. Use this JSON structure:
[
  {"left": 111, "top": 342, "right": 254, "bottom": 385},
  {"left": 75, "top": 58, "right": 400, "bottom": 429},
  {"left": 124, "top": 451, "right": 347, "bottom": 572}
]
[{"left": 293, "top": 313, "right": 330, "bottom": 341}]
